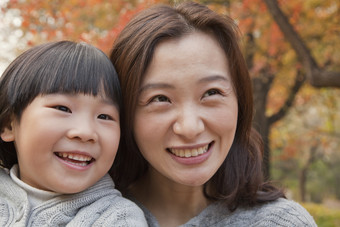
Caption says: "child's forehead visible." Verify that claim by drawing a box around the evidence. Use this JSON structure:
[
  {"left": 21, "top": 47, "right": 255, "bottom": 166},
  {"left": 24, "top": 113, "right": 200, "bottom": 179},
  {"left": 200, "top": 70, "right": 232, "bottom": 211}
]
[{"left": 95, "top": 93, "right": 117, "bottom": 106}]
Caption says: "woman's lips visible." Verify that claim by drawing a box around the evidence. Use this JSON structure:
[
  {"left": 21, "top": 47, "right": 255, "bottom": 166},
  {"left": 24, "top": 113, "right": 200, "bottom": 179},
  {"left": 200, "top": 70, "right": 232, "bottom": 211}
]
[
  {"left": 168, "top": 144, "right": 209, "bottom": 158},
  {"left": 168, "top": 142, "right": 213, "bottom": 165}
]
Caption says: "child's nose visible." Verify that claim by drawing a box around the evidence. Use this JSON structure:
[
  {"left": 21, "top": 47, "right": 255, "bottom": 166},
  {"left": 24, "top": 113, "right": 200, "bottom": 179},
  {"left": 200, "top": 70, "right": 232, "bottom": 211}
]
[{"left": 67, "top": 118, "right": 98, "bottom": 143}]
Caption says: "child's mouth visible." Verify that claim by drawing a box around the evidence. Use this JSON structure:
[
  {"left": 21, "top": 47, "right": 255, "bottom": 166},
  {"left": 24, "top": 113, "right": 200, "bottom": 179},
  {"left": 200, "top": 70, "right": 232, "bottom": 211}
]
[{"left": 54, "top": 152, "right": 94, "bottom": 167}]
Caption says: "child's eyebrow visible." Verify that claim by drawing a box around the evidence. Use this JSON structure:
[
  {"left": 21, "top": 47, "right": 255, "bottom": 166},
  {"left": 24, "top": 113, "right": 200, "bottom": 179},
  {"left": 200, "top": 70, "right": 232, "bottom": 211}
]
[
  {"left": 100, "top": 97, "right": 116, "bottom": 105},
  {"left": 99, "top": 95, "right": 121, "bottom": 109}
]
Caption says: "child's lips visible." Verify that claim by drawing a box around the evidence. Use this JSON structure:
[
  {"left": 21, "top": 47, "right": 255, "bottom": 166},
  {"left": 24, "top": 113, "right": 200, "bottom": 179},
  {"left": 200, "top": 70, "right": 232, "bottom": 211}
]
[{"left": 54, "top": 152, "right": 94, "bottom": 166}]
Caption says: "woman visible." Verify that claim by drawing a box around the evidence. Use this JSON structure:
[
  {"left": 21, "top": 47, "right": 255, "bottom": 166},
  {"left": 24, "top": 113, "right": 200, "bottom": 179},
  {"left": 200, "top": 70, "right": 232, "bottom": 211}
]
[{"left": 110, "top": 1, "right": 316, "bottom": 226}]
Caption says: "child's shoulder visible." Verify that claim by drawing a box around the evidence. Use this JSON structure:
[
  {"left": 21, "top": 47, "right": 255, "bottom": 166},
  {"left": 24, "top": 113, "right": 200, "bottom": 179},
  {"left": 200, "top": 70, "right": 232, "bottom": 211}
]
[
  {"left": 0, "top": 167, "right": 10, "bottom": 175},
  {"left": 0, "top": 167, "right": 19, "bottom": 191},
  {"left": 71, "top": 174, "right": 148, "bottom": 226},
  {"left": 0, "top": 167, "right": 28, "bottom": 227}
]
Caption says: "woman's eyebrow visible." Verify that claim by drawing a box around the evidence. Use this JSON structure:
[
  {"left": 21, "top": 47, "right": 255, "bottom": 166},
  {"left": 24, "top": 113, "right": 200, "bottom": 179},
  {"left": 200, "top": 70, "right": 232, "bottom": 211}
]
[
  {"left": 139, "top": 83, "right": 175, "bottom": 93},
  {"left": 139, "top": 75, "right": 230, "bottom": 94},
  {"left": 197, "top": 75, "right": 230, "bottom": 84}
]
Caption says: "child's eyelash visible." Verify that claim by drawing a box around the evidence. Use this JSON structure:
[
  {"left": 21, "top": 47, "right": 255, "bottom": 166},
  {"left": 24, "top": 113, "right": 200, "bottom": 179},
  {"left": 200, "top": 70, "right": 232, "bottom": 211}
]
[
  {"left": 98, "top": 114, "right": 113, "bottom": 120},
  {"left": 54, "top": 105, "right": 71, "bottom": 113}
]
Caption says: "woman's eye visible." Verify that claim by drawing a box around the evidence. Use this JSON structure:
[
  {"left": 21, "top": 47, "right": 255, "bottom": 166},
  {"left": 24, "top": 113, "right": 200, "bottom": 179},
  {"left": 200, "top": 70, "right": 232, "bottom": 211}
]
[
  {"left": 54, "top": 105, "right": 71, "bottom": 113},
  {"left": 203, "top": 89, "right": 220, "bottom": 97},
  {"left": 98, "top": 114, "right": 113, "bottom": 120},
  {"left": 151, "top": 95, "right": 170, "bottom": 103}
]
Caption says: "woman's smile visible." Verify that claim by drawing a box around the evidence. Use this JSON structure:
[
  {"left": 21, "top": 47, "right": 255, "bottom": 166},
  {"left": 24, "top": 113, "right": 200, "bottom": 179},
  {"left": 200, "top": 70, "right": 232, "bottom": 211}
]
[
  {"left": 168, "top": 142, "right": 214, "bottom": 165},
  {"left": 133, "top": 31, "right": 238, "bottom": 187},
  {"left": 168, "top": 143, "right": 210, "bottom": 158}
]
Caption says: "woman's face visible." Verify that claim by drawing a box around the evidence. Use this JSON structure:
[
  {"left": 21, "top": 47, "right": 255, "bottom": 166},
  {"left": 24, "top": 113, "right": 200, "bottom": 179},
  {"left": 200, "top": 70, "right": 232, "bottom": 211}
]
[{"left": 134, "top": 31, "right": 238, "bottom": 187}]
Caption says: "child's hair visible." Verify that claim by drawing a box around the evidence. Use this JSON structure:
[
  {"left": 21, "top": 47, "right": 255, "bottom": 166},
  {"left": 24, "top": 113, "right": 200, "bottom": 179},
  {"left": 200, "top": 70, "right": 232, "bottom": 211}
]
[{"left": 0, "top": 40, "right": 122, "bottom": 169}]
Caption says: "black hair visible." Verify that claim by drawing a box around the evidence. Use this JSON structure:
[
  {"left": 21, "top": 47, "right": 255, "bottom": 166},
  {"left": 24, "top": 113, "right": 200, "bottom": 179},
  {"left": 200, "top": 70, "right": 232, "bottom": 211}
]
[{"left": 0, "top": 40, "right": 122, "bottom": 169}]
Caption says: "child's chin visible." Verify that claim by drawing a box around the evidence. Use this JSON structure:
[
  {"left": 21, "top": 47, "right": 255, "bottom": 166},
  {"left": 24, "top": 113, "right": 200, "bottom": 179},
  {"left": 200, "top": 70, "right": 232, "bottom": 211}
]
[{"left": 51, "top": 183, "right": 91, "bottom": 194}]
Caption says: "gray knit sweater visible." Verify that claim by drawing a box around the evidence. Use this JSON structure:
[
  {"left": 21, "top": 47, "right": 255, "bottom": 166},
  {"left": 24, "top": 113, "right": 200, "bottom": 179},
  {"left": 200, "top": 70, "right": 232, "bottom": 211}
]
[
  {"left": 133, "top": 197, "right": 317, "bottom": 226},
  {"left": 0, "top": 168, "right": 147, "bottom": 227}
]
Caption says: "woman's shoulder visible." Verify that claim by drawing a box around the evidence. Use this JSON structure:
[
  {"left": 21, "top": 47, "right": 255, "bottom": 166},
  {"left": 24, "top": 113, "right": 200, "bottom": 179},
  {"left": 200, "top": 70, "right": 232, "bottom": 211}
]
[
  {"left": 184, "top": 198, "right": 317, "bottom": 227},
  {"left": 228, "top": 198, "right": 317, "bottom": 227},
  {"left": 125, "top": 195, "right": 317, "bottom": 227}
]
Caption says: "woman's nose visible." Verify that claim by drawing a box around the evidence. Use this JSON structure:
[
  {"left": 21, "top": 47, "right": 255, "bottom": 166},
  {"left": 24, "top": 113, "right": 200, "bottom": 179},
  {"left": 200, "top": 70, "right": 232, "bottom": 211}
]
[{"left": 172, "top": 105, "right": 204, "bottom": 139}]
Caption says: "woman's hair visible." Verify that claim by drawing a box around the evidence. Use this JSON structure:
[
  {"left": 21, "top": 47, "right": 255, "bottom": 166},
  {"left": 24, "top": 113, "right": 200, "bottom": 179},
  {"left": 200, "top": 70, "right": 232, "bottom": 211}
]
[
  {"left": 110, "top": 1, "right": 284, "bottom": 210},
  {"left": 0, "top": 40, "right": 122, "bottom": 169}
]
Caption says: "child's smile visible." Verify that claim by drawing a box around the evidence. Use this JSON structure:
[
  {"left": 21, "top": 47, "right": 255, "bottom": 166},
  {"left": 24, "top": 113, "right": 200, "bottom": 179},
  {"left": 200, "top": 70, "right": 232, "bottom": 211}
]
[
  {"left": 55, "top": 152, "right": 94, "bottom": 168},
  {"left": 4, "top": 93, "right": 120, "bottom": 193}
]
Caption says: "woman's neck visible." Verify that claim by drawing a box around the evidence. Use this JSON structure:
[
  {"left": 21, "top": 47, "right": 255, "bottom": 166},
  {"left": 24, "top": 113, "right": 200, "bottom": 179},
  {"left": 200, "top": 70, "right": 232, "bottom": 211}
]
[{"left": 129, "top": 168, "right": 211, "bottom": 227}]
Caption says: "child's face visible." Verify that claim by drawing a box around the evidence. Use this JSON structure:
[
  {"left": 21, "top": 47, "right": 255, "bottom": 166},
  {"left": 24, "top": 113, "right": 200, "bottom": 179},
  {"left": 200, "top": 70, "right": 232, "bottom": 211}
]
[{"left": 1, "top": 93, "right": 120, "bottom": 193}]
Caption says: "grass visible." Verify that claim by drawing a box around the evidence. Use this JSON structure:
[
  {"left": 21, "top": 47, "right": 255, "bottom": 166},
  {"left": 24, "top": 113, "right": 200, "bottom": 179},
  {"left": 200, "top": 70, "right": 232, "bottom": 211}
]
[{"left": 302, "top": 202, "right": 340, "bottom": 227}]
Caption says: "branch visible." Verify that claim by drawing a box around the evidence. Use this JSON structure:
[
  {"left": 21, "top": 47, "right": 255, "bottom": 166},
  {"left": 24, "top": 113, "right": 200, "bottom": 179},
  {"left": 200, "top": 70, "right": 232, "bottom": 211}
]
[
  {"left": 263, "top": 0, "right": 340, "bottom": 88},
  {"left": 268, "top": 70, "right": 305, "bottom": 124}
]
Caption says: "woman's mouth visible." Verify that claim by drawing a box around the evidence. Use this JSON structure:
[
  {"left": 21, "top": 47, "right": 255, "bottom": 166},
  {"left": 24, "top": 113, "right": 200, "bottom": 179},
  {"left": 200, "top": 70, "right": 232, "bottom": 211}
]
[
  {"left": 54, "top": 152, "right": 94, "bottom": 167},
  {"left": 168, "top": 143, "right": 211, "bottom": 158}
]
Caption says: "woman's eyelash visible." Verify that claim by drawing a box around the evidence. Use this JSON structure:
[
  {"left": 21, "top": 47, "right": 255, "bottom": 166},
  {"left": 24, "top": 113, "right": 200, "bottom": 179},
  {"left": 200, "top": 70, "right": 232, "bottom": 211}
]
[
  {"left": 203, "top": 89, "right": 223, "bottom": 97},
  {"left": 150, "top": 95, "right": 171, "bottom": 103},
  {"left": 54, "top": 105, "right": 71, "bottom": 113}
]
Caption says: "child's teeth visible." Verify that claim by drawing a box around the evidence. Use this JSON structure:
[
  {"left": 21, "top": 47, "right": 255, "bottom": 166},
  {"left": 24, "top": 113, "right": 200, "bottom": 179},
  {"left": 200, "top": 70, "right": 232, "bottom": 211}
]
[{"left": 56, "top": 152, "right": 92, "bottom": 162}]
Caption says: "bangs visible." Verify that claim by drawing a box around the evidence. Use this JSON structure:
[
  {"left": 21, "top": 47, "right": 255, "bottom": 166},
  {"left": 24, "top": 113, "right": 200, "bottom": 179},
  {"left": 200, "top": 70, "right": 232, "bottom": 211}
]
[
  {"left": 7, "top": 41, "right": 121, "bottom": 115},
  {"left": 38, "top": 43, "right": 117, "bottom": 97}
]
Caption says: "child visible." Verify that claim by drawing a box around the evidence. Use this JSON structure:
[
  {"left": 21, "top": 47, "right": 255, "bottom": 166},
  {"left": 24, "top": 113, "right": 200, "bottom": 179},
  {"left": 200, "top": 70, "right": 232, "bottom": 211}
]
[{"left": 0, "top": 41, "right": 147, "bottom": 226}]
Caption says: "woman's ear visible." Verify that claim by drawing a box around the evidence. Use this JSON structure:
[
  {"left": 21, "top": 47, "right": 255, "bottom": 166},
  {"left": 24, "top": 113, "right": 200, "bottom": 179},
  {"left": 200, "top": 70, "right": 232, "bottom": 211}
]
[{"left": 1, "top": 124, "right": 14, "bottom": 142}]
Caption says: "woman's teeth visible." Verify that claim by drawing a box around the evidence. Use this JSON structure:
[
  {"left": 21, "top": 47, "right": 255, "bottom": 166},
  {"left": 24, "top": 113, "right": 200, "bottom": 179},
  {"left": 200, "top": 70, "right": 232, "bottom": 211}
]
[{"left": 169, "top": 145, "right": 209, "bottom": 158}]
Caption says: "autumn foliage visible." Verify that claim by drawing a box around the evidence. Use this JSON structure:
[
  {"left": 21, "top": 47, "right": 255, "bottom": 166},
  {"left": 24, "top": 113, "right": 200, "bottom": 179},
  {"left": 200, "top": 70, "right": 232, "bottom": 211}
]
[
  {"left": 4, "top": 0, "right": 166, "bottom": 54},
  {"left": 2, "top": 0, "right": 340, "bottom": 202}
]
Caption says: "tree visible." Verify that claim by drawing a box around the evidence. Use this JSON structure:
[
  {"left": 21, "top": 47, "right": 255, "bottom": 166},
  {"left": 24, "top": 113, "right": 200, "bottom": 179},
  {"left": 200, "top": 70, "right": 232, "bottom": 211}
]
[
  {"left": 1, "top": 0, "right": 166, "bottom": 54},
  {"left": 259, "top": 0, "right": 340, "bottom": 178},
  {"left": 219, "top": 0, "right": 340, "bottom": 179},
  {"left": 263, "top": 0, "right": 340, "bottom": 87},
  {"left": 271, "top": 88, "right": 340, "bottom": 201},
  {"left": 2, "top": 0, "right": 339, "bottom": 183}
]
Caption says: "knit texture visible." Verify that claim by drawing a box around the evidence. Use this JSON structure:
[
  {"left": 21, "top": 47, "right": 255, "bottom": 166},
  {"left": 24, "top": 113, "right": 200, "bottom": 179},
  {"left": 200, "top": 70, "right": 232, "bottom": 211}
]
[
  {"left": 0, "top": 168, "right": 147, "bottom": 227},
  {"left": 133, "top": 197, "right": 317, "bottom": 227}
]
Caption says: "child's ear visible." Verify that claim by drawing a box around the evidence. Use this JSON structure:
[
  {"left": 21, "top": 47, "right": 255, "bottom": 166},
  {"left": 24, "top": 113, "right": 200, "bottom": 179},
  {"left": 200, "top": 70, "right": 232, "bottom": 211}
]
[{"left": 1, "top": 124, "right": 15, "bottom": 142}]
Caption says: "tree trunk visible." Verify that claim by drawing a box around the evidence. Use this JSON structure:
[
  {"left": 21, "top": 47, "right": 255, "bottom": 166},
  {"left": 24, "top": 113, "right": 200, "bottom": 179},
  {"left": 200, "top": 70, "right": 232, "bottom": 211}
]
[
  {"left": 299, "top": 167, "right": 307, "bottom": 202},
  {"left": 263, "top": 0, "right": 340, "bottom": 87},
  {"left": 252, "top": 76, "right": 272, "bottom": 180},
  {"left": 299, "top": 145, "right": 317, "bottom": 202}
]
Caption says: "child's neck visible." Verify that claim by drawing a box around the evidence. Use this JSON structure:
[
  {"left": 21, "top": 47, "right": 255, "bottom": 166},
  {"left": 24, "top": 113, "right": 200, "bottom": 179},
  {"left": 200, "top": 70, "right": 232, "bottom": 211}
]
[{"left": 10, "top": 164, "right": 60, "bottom": 208}]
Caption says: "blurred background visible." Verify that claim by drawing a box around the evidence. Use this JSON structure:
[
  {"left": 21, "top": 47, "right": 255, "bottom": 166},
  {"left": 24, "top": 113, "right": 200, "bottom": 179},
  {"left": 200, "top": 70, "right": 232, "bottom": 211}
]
[{"left": 1, "top": 0, "right": 339, "bottom": 225}]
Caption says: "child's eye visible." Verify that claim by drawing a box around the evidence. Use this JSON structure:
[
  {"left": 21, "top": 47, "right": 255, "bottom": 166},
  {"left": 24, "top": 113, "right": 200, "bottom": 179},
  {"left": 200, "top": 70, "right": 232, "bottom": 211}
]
[
  {"left": 98, "top": 114, "right": 113, "bottom": 121},
  {"left": 54, "top": 105, "right": 71, "bottom": 113},
  {"left": 203, "top": 89, "right": 221, "bottom": 98},
  {"left": 150, "top": 95, "right": 170, "bottom": 103}
]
